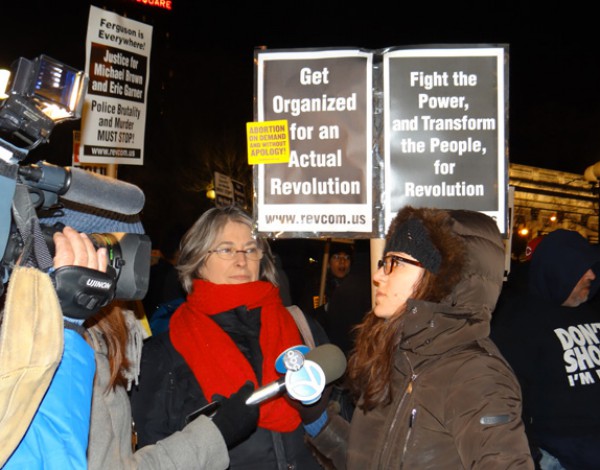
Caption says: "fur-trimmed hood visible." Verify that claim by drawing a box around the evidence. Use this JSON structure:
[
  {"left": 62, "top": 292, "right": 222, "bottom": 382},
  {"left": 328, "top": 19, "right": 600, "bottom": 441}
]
[{"left": 387, "top": 207, "right": 506, "bottom": 355}]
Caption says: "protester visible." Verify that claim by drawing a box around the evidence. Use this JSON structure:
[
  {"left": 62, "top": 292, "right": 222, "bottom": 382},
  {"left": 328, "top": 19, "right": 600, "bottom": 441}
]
[
  {"left": 319, "top": 241, "right": 371, "bottom": 357},
  {"left": 290, "top": 241, "right": 370, "bottom": 423},
  {"left": 141, "top": 224, "right": 188, "bottom": 335},
  {"left": 492, "top": 233, "right": 545, "bottom": 337},
  {"left": 298, "top": 241, "right": 353, "bottom": 324},
  {"left": 491, "top": 229, "right": 600, "bottom": 470},
  {"left": 305, "top": 206, "right": 534, "bottom": 469},
  {"left": 144, "top": 233, "right": 292, "bottom": 336},
  {"left": 142, "top": 223, "right": 187, "bottom": 321},
  {"left": 130, "top": 205, "right": 327, "bottom": 469}
]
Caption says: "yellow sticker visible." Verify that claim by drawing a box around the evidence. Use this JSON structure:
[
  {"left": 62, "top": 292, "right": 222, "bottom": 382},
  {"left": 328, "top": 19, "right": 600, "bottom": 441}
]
[{"left": 246, "top": 120, "right": 290, "bottom": 165}]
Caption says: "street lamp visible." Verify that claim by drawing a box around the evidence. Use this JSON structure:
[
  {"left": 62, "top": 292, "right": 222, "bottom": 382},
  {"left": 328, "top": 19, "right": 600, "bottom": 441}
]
[{"left": 205, "top": 182, "right": 216, "bottom": 200}]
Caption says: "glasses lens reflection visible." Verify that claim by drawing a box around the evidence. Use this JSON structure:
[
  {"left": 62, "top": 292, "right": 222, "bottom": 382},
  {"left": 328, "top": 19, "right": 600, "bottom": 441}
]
[{"left": 209, "top": 248, "right": 263, "bottom": 261}]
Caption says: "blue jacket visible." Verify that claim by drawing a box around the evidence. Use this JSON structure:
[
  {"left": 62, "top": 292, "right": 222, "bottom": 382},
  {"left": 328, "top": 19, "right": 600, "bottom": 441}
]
[{"left": 4, "top": 328, "right": 95, "bottom": 469}]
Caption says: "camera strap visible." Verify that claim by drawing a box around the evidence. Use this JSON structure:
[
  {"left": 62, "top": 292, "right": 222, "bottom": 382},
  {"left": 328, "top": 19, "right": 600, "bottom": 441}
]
[
  {"left": 11, "top": 183, "right": 53, "bottom": 271},
  {"left": 0, "top": 161, "right": 18, "bottom": 269}
]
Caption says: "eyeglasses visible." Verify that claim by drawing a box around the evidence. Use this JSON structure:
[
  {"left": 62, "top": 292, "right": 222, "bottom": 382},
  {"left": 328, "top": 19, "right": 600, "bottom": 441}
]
[
  {"left": 331, "top": 254, "right": 351, "bottom": 262},
  {"left": 208, "top": 247, "right": 264, "bottom": 261},
  {"left": 377, "top": 254, "right": 423, "bottom": 275}
]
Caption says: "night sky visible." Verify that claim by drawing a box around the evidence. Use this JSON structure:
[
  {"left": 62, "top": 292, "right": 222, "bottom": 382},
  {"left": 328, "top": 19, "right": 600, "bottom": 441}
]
[{"left": 1, "top": 0, "right": 599, "bottom": 243}]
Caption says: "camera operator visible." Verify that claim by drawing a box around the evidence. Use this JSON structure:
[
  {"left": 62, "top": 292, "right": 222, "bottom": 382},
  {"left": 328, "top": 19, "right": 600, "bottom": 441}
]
[
  {"left": 3, "top": 218, "right": 259, "bottom": 469},
  {"left": 1, "top": 225, "right": 104, "bottom": 468}
]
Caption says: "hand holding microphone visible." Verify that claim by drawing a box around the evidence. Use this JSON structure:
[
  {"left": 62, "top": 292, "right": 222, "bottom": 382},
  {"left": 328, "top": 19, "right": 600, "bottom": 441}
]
[
  {"left": 245, "top": 343, "right": 347, "bottom": 406},
  {"left": 210, "top": 381, "right": 259, "bottom": 449},
  {"left": 281, "top": 344, "right": 345, "bottom": 436},
  {"left": 202, "top": 344, "right": 345, "bottom": 446}
]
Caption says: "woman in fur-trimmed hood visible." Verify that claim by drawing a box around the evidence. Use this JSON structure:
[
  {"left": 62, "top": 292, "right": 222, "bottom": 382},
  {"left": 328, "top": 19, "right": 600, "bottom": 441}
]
[{"left": 307, "top": 206, "right": 534, "bottom": 469}]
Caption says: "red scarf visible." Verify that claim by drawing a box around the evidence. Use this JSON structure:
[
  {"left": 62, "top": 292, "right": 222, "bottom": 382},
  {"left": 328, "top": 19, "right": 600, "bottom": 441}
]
[{"left": 169, "top": 279, "right": 302, "bottom": 432}]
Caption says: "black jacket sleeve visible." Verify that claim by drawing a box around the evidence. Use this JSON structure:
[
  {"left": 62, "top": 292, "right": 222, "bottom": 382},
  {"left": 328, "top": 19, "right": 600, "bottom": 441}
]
[{"left": 130, "top": 331, "right": 207, "bottom": 448}]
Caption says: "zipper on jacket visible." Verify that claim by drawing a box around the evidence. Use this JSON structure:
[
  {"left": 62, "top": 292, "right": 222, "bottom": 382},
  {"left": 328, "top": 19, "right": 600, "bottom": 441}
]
[
  {"left": 167, "top": 370, "right": 178, "bottom": 429},
  {"left": 131, "top": 420, "right": 138, "bottom": 451},
  {"left": 398, "top": 408, "right": 417, "bottom": 470},
  {"left": 381, "top": 352, "right": 418, "bottom": 469},
  {"left": 397, "top": 354, "right": 417, "bottom": 470}
]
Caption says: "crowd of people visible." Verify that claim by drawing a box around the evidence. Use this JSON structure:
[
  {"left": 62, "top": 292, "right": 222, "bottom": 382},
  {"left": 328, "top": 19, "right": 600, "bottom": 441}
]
[{"left": 2, "top": 198, "right": 599, "bottom": 469}]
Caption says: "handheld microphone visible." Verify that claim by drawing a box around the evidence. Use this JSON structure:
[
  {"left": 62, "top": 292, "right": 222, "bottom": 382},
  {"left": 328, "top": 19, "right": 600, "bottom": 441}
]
[
  {"left": 245, "top": 344, "right": 347, "bottom": 406},
  {"left": 19, "top": 161, "right": 145, "bottom": 215}
]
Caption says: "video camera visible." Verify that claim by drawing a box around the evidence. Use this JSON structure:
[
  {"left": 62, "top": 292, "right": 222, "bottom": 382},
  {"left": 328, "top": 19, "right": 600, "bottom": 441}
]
[{"left": 0, "top": 54, "right": 150, "bottom": 311}]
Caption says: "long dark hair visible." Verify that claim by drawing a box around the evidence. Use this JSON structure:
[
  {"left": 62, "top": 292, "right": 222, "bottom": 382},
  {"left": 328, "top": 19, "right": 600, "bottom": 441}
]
[
  {"left": 347, "top": 269, "right": 435, "bottom": 411},
  {"left": 84, "top": 301, "right": 131, "bottom": 391}
]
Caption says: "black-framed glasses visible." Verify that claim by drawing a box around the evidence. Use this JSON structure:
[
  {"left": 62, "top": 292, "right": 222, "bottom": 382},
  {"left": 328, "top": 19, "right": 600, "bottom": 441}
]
[
  {"left": 208, "top": 247, "right": 264, "bottom": 261},
  {"left": 331, "top": 254, "right": 351, "bottom": 262},
  {"left": 377, "top": 254, "right": 423, "bottom": 275}
]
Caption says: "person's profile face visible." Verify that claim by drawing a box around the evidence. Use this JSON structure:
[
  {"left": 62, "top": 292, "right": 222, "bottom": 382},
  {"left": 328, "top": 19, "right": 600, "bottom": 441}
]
[
  {"left": 372, "top": 251, "right": 424, "bottom": 319},
  {"left": 562, "top": 268, "right": 596, "bottom": 307},
  {"left": 329, "top": 252, "right": 351, "bottom": 279}
]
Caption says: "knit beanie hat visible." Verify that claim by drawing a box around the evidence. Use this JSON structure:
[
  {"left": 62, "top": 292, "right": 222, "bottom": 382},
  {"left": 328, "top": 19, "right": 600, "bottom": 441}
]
[{"left": 384, "top": 217, "right": 442, "bottom": 273}]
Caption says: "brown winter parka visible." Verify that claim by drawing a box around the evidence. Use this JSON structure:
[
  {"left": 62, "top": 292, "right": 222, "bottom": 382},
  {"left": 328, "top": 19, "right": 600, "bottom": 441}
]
[{"left": 308, "top": 209, "right": 534, "bottom": 469}]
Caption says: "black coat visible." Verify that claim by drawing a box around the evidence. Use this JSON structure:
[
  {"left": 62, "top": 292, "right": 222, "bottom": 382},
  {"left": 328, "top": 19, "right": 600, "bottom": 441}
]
[{"left": 130, "top": 305, "right": 327, "bottom": 470}]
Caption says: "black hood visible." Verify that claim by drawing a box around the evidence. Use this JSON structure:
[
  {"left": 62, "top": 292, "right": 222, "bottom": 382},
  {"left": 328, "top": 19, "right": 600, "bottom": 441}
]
[{"left": 528, "top": 229, "right": 600, "bottom": 304}]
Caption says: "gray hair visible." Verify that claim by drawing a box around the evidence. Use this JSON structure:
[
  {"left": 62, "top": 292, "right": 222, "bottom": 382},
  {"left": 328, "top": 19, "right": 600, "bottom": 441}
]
[{"left": 176, "top": 206, "right": 278, "bottom": 293}]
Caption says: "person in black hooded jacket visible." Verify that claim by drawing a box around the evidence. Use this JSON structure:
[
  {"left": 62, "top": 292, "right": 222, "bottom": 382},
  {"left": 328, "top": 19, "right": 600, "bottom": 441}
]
[{"left": 491, "top": 229, "right": 600, "bottom": 470}]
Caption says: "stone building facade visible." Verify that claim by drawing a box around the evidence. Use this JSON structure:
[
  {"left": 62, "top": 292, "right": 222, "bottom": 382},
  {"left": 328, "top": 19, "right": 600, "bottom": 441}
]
[{"left": 508, "top": 163, "right": 599, "bottom": 257}]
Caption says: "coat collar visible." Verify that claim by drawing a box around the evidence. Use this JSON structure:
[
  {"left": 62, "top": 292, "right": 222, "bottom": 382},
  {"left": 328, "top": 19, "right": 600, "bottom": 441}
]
[{"left": 398, "top": 298, "right": 490, "bottom": 357}]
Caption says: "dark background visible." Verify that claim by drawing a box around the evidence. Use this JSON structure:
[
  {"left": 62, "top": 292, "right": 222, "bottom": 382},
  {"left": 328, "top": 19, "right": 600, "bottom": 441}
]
[{"left": 1, "top": 0, "right": 599, "bottom": 251}]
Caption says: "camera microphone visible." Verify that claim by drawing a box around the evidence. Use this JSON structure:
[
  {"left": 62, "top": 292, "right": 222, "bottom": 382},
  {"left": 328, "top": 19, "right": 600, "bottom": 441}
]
[
  {"left": 19, "top": 161, "right": 145, "bottom": 215},
  {"left": 62, "top": 167, "right": 145, "bottom": 215}
]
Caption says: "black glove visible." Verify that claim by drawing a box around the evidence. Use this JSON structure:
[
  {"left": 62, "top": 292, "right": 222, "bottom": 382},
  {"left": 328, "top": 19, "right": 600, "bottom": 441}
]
[
  {"left": 211, "top": 380, "right": 259, "bottom": 448},
  {"left": 286, "top": 382, "right": 333, "bottom": 425}
]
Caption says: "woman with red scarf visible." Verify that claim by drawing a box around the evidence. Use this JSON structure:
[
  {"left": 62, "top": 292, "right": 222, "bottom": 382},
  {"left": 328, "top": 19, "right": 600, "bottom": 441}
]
[{"left": 130, "top": 206, "right": 327, "bottom": 469}]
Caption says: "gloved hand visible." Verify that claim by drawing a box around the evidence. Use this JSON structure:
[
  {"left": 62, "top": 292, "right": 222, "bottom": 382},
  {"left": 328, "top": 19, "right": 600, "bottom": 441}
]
[
  {"left": 286, "top": 383, "right": 333, "bottom": 436},
  {"left": 211, "top": 380, "right": 259, "bottom": 448}
]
